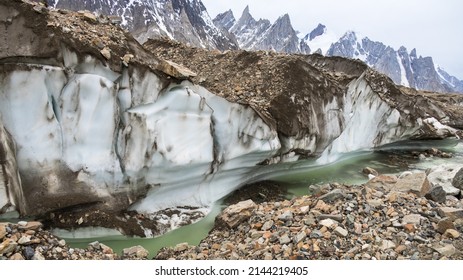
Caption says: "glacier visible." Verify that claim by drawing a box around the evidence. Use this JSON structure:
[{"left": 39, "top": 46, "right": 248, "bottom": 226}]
[{"left": 0, "top": 0, "right": 461, "bottom": 237}]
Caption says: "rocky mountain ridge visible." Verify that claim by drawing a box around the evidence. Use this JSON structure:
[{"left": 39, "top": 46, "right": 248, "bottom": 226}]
[
  {"left": 46, "top": 0, "right": 238, "bottom": 50},
  {"left": 326, "top": 31, "right": 463, "bottom": 94},
  {"left": 39, "top": 0, "right": 463, "bottom": 93},
  {"left": 218, "top": 7, "right": 462, "bottom": 94}
]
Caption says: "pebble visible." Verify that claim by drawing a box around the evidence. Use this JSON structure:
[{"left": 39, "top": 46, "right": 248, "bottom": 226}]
[
  {"left": 262, "top": 220, "right": 274, "bottom": 231},
  {"left": 436, "top": 218, "right": 456, "bottom": 234},
  {"left": 443, "top": 229, "right": 460, "bottom": 239},
  {"left": 334, "top": 227, "right": 348, "bottom": 237},
  {"left": 279, "top": 234, "right": 291, "bottom": 245},
  {"left": 319, "top": 189, "right": 344, "bottom": 203},
  {"left": 402, "top": 214, "right": 422, "bottom": 225},
  {"left": 0, "top": 224, "right": 6, "bottom": 239},
  {"left": 319, "top": 219, "right": 336, "bottom": 228},
  {"left": 174, "top": 242, "right": 189, "bottom": 252},
  {"left": 278, "top": 210, "right": 293, "bottom": 221}
]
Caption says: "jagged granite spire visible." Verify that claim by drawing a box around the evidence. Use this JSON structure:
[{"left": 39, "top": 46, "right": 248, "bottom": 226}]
[
  {"left": 218, "top": 7, "right": 309, "bottom": 54},
  {"left": 213, "top": 9, "right": 235, "bottom": 31},
  {"left": 306, "top": 23, "right": 326, "bottom": 41}
]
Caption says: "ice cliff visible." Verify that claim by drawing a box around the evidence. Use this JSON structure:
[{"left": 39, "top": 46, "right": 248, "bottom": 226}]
[{"left": 0, "top": 1, "right": 461, "bottom": 230}]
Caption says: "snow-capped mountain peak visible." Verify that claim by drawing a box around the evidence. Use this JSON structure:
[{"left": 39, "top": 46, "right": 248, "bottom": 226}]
[
  {"left": 215, "top": 6, "right": 310, "bottom": 54},
  {"left": 48, "top": 0, "right": 238, "bottom": 51}
]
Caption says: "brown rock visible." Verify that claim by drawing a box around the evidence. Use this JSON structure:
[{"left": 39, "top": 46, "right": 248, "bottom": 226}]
[
  {"left": 9, "top": 253, "right": 24, "bottom": 260},
  {"left": 100, "top": 243, "right": 114, "bottom": 254},
  {"left": 100, "top": 47, "right": 111, "bottom": 60},
  {"left": 173, "top": 242, "right": 189, "bottom": 252},
  {"left": 395, "top": 245, "right": 407, "bottom": 254},
  {"left": 443, "top": 229, "right": 460, "bottom": 239},
  {"left": 403, "top": 224, "right": 415, "bottom": 233},
  {"left": 437, "top": 207, "right": 463, "bottom": 221},
  {"left": 373, "top": 175, "right": 398, "bottom": 184},
  {"left": 158, "top": 60, "right": 197, "bottom": 79},
  {"left": 81, "top": 11, "right": 97, "bottom": 23},
  {"left": 432, "top": 244, "right": 457, "bottom": 257},
  {"left": 436, "top": 218, "right": 456, "bottom": 234},
  {"left": 122, "top": 53, "right": 134, "bottom": 66},
  {"left": 122, "top": 245, "right": 149, "bottom": 259},
  {"left": 0, "top": 224, "right": 6, "bottom": 239},
  {"left": 0, "top": 239, "right": 17, "bottom": 256},
  {"left": 18, "top": 221, "right": 43, "bottom": 231},
  {"left": 393, "top": 172, "right": 431, "bottom": 196},
  {"left": 217, "top": 200, "right": 256, "bottom": 229},
  {"left": 363, "top": 167, "right": 379, "bottom": 176}
]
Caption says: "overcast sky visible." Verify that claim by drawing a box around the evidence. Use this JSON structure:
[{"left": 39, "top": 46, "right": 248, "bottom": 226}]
[{"left": 202, "top": 0, "right": 463, "bottom": 79}]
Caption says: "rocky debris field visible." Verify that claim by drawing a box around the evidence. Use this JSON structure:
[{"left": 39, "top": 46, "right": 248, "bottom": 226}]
[
  {"left": 0, "top": 221, "right": 150, "bottom": 260},
  {"left": 1, "top": 165, "right": 463, "bottom": 260},
  {"left": 155, "top": 168, "right": 463, "bottom": 260}
]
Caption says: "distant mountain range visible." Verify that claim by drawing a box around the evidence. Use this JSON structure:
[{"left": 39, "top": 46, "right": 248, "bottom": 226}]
[
  {"left": 215, "top": 7, "right": 463, "bottom": 94},
  {"left": 43, "top": 0, "right": 462, "bottom": 93}
]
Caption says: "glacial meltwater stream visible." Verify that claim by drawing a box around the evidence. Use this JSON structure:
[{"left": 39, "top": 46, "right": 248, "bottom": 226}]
[{"left": 6, "top": 139, "right": 463, "bottom": 258}]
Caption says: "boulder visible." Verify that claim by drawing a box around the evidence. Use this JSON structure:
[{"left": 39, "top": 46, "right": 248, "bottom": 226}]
[
  {"left": 0, "top": 239, "right": 17, "bottom": 256},
  {"left": 319, "top": 189, "right": 344, "bottom": 203},
  {"left": 425, "top": 186, "right": 446, "bottom": 203},
  {"left": 158, "top": 60, "right": 197, "bottom": 79},
  {"left": 437, "top": 207, "right": 463, "bottom": 221},
  {"left": 0, "top": 224, "right": 6, "bottom": 239},
  {"left": 18, "top": 221, "right": 43, "bottom": 231},
  {"left": 362, "top": 167, "right": 379, "bottom": 176},
  {"left": 392, "top": 172, "right": 430, "bottom": 196},
  {"left": 452, "top": 168, "right": 463, "bottom": 190},
  {"left": 216, "top": 199, "right": 256, "bottom": 229},
  {"left": 427, "top": 164, "right": 462, "bottom": 195},
  {"left": 436, "top": 218, "right": 456, "bottom": 234},
  {"left": 122, "top": 245, "right": 149, "bottom": 259}
]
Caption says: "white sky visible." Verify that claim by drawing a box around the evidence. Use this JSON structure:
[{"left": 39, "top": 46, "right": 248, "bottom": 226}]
[{"left": 202, "top": 0, "right": 463, "bottom": 79}]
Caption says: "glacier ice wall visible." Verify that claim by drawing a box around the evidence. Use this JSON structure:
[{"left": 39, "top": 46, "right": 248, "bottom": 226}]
[
  {"left": 0, "top": 0, "right": 459, "bottom": 218},
  {"left": 0, "top": 46, "right": 282, "bottom": 215}
]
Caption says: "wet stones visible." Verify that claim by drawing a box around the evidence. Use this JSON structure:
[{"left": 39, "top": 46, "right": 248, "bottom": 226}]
[{"left": 363, "top": 167, "right": 379, "bottom": 177}]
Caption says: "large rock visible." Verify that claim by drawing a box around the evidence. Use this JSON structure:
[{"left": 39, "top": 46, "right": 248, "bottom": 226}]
[
  {"left": 158, "top": 60, "right": 197, "bottom": 79},
  {"left": 427, "top": 164, "right": 462, "bottom": 196},
  {"left": 452, "top": 168, "right": 463, "bottom": 190},
  {"left": 392, "top": 172, "right": 430, "bottom": 196},
  {"left": 122, "top": 245, "right": 149, "bottom": 259},
  {"left": 0, "top": 223, "right": 6, "bottom": 239},
  {"left": 216, "top": 199, "right": 256, "bottom": 229},
  {"left": 437, "top": 207, "right": 463, "bottom": 221},
  {"left": 0, "top": 239, "right": 17, "bottom": 256},
  {"left": 18, "top": 221, "right": 43, "bottom": 231},
  {"left": 425, "top": 186, "right": 446, "bottom": 203}
]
